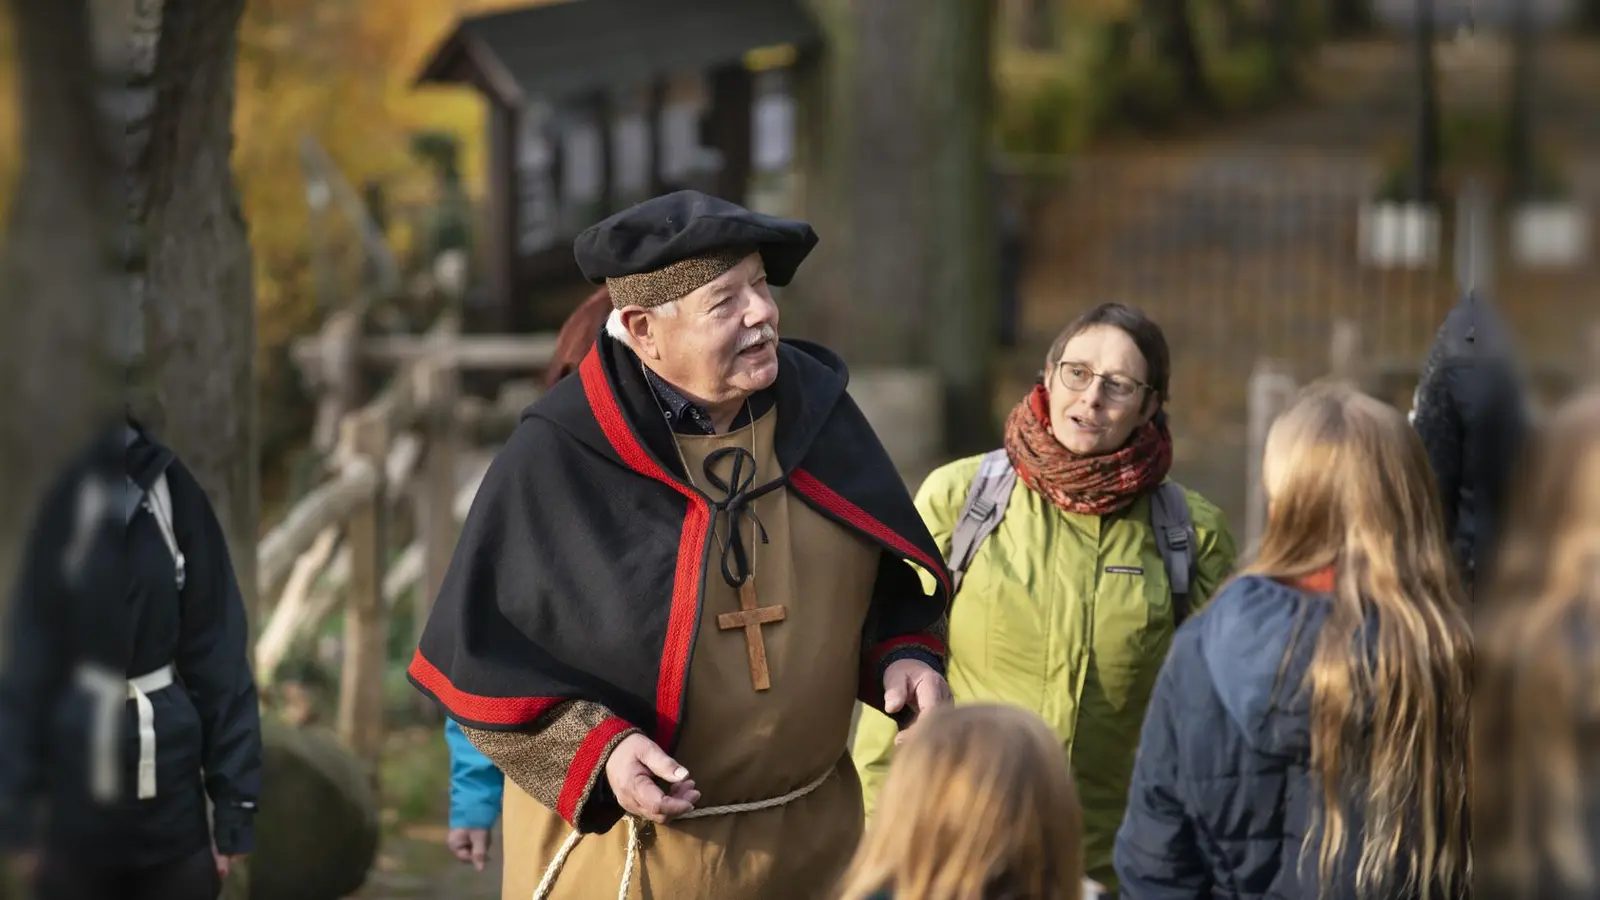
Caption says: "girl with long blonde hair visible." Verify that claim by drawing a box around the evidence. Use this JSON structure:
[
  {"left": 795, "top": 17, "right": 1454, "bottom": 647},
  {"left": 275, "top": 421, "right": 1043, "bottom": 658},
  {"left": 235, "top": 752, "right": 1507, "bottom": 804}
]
[
  {"left": 1115, "top": 381, "right": 1472, "bottom": 899},
  {"left": 1475, "top": 388, "right": 1600, "bottom": 899},
  {"left": 835, "top": 703, "right": 1098, "bottom": 900}
]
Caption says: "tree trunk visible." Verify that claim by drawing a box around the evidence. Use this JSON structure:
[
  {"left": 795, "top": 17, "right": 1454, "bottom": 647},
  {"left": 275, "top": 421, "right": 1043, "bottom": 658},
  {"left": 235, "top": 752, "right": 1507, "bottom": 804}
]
[
  {"left": 923, "top": 0, "right": 997, "bottom": 455},
  {"left": 1158, "top": 0, "right": 1213, "bottom": 110},
  {"left": 1266, "top": 0, "right": 1300, "bottom": 92},
  {"left": 792, "top": 0, "right": 925, "bottom": 368},
  {"left": 792, "top": 0, "right": 999, "bottom": 453},
  {"left": 1212, "top": 0, "right": 1251, "bottom": 49},
  {"left": 1328, "top": 0, "right": 1373, "bottom": 36},
  {"left": 1413, "top": 0, "right": 1441, "bottom": 204},
  {"left": 0, "top": 0, "right": 123, "bottom": 656},
  {"left": 0, "top": 2, "right": 252, "bottom": 893},
  {"left": 1504, "top": 0, "right": 1537, "bottom": 203},
  {"left": 130, "top": 0, "right": 259, "bottom": 629}
]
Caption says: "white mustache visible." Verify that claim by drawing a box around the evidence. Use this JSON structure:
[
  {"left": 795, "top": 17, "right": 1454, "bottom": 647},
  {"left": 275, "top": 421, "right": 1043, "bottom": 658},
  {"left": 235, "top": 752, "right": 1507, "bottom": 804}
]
[{"left": 737, "top": 325, "right": 777, "bottom": 351}]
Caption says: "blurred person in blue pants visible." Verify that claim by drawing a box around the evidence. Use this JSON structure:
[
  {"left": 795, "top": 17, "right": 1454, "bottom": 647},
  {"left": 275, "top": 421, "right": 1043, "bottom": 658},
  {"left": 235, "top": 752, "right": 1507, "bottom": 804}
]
[
  {"left": 437, "top": 286, "right": 609, "bottom": 874},
  {"left": 444, "top": 719, "right": 502, "bottom": 871}
]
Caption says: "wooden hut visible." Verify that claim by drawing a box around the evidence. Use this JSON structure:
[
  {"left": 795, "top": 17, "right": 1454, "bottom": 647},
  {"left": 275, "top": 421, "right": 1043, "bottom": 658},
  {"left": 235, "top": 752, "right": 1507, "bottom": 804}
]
[{"left": 414, "top": 0, "right": 820, "bottom": 332}]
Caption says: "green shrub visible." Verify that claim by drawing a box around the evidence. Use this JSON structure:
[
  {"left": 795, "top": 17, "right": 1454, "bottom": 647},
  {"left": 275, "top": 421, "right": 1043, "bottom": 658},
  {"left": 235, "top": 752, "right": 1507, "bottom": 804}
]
[
  {"left": 1100, "top": 56, "right": 1187, "bottom": 133},
  {"left": 380, "top": 726, "right": 452, "bottom": 831},
  {"left": 1372, "top": 110, "right": 1574, "bottom": 203},
  {"left": 995, "top": 72, "right": 1094, "bottom": 156},
  {"left": 1209, "top": 44, "right": 1284, "bottom": 114}
]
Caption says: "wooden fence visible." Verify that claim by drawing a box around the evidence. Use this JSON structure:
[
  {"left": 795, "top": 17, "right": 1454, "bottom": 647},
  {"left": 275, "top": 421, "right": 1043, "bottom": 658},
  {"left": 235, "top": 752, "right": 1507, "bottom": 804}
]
[{"left": 255, "top": 309, "right": 556, "bottom": 774}]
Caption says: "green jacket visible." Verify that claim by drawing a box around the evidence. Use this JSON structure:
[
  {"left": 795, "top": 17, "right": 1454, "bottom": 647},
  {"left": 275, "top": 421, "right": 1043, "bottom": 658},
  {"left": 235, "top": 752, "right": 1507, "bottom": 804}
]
[{"left": 851, "top": 453, "right": 1238, "bottom": 890}]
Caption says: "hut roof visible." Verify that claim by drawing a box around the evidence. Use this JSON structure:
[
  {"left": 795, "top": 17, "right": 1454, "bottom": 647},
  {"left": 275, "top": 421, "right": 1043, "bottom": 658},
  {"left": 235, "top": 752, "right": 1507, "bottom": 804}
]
[{"left": 415, "top": 0, "right": 820, "bottom": 106}]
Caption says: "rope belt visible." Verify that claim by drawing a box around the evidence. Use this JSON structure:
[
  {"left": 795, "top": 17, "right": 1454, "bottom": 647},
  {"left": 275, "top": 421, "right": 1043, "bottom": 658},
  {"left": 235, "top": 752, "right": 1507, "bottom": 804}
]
[
  {"left": 75, "top": 662, "right": 175, "bottom": 803},
  {"left": 532, "top": 765, "right": 835, "bottom": 900}
]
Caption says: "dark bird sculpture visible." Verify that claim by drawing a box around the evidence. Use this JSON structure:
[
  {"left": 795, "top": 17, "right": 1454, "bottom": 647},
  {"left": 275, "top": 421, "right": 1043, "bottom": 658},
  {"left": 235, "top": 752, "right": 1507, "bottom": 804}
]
[{"left": 1410, "top": 289, "right": 1531, "bottom": 596}]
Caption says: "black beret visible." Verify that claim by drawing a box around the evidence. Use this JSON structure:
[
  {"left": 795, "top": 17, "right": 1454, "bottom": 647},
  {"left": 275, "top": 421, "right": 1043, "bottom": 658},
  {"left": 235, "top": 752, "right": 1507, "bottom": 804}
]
[{"left": 573, "top": 190, "right": 819, "bottom": 288}]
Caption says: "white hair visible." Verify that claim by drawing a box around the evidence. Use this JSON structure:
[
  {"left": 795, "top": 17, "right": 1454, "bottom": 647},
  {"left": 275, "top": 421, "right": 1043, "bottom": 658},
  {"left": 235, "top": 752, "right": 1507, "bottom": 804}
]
[{"left": 605, "top": 300, "right": 678, "bottom": 348}]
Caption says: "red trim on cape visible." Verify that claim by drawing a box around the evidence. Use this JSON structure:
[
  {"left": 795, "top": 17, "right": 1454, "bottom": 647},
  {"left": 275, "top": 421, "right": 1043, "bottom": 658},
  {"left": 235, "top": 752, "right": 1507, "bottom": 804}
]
[
  {"left": 407, "top": 649, "right": 563, "bottom": 726},
  {"left": 557, "top": 716, "right": 634, "bottom": 825},
  {"left": 412, "top": 642, "right": 634, "bottom": 827},
  {"left": 579, "top": 347, "right": 709, "bottom": 750},
  {"left": 789, "top": 468, "right": 954, "bottom": 601}
]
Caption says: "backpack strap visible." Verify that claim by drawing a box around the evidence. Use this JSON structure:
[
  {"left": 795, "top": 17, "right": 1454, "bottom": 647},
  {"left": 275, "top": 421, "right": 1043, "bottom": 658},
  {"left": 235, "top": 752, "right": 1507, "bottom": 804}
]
[
  {"left": 1150, "top": 481, "right": 1199, "bottom": 625},
  {"left": 123, "top": 424, "right": 185, "bottom": 591},
  {"left": 126, "top": 470, "right": 185, "bottom": 592},
  {"left": 945, "top": 449, "right": 1017, "bottom": 596},
  {"left": 947, "top": 458, "right": 1200, "bottom": 621},
  {"left": 148, "top": 473, "right": 184, "bottom": 590}
]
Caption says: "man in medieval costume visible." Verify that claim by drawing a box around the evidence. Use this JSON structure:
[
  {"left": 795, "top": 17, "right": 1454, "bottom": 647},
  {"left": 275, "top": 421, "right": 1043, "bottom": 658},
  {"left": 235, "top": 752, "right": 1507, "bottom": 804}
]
[
  {"left": 1410, "top": 288, "right": 1531, "bottom": 595},
  {"left": 408, "top": 190, "right": 954, "bottom": 900}
]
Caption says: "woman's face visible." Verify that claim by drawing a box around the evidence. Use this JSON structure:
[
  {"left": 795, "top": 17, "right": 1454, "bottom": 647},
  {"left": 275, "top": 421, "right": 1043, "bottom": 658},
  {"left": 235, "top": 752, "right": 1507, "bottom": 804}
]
[{"left": 1047, "top": 324, "right": 1157, "bottom": 456}]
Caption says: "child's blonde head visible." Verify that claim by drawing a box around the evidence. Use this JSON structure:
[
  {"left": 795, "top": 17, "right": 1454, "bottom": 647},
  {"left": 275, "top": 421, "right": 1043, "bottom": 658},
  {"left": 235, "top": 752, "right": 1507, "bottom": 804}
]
[{"left": 835, "top": 703, "right": 1084, "bottom": 900}]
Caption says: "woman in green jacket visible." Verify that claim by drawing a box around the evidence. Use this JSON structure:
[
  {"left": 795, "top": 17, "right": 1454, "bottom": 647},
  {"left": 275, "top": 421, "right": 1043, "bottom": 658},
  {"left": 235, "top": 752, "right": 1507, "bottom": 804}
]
[{"left": 852, "top": 302, "right": 1238, "bottom": 891}]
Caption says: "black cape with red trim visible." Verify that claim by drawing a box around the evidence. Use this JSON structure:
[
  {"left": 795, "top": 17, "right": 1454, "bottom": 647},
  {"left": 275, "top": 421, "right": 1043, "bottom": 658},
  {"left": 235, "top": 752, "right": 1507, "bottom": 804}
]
[{"left": 409, "top": 332, "right": 952, "bottom": 752}]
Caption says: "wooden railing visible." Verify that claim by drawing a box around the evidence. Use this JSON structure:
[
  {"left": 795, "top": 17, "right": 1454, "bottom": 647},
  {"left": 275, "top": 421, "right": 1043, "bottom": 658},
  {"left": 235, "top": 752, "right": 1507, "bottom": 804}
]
[{"left": 257, "top": 309, "right": 557, "bottom": 771}]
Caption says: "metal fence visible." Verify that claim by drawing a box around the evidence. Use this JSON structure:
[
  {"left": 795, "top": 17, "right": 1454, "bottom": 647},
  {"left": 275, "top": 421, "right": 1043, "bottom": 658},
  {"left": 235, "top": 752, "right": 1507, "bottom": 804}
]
[{"left": 1008, "top": 151, "right": 1595, "bottom": 535}]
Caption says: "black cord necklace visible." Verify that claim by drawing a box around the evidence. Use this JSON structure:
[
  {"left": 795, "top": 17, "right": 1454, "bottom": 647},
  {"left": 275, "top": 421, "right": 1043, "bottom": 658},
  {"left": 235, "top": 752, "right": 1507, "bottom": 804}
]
[{"left": 642, "top": 362, "right": 773, "bottom": 589}]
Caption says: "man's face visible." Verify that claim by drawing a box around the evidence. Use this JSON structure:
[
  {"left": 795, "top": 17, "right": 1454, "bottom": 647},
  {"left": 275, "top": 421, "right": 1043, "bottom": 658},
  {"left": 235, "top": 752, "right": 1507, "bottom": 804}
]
[{"left": 625, "top": 253, "right": 781, "bottom": 408}]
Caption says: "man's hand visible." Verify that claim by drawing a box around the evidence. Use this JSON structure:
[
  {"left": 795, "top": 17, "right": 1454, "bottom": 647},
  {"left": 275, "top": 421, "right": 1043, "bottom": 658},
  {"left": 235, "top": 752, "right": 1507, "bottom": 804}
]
[
  {"left": 6, "top": 850, "right": 38, "bottom": 886},
  {"left": 883, "top": 658, "right": 953, "bottom": 745},
  {"left": 213, "top": 850, "right": 245, "bottom": 881},
  {"left": 604, "top": 733, "right": 701, "bottom": 824},
  {"left": 447, "top": 827, "right": 493, "bottom": 871}
]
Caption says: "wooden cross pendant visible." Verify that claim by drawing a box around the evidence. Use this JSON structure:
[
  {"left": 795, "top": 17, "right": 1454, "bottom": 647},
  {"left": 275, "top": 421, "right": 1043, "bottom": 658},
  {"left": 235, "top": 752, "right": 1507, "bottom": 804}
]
[{"left": 716, "top": 580, "right": 787, "bottom": 691}]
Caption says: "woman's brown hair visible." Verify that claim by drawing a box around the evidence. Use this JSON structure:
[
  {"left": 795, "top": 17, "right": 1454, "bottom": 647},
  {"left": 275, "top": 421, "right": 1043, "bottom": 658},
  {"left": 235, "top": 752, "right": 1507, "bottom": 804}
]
[
  {"left": 833, "top": 704, "right": 1085, "bottom": 900},
  {"left": 1244, "top": 381, "right": 1472, "bottom": 900},
  {"left": 1475, "top": 388, "right": 1600, "bottom": 897},
  {"left": 1044, "top": 302, "right": 1171, "bottom": 406}
]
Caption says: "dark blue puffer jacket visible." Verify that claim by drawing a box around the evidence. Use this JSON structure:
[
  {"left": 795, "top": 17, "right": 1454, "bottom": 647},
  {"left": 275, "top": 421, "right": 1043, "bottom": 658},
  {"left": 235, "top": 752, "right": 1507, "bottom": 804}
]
[{"left": 1113, "top": 575, "right": 1467, "bottom": 900}]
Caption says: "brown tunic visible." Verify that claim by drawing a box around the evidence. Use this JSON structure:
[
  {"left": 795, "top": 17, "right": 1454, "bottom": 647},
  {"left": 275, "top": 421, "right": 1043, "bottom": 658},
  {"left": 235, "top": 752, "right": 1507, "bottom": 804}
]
[{"left": 500, "top": 408, "right": 880, "bottom": 899}]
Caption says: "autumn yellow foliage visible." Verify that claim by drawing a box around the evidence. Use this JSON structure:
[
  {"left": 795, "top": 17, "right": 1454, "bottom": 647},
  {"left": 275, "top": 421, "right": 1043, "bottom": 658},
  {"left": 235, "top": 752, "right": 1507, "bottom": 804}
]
[
  {"left": 236, "top": 0, "right": 533, "bottom": 357},
  {"left": 0, "top": 0, "right": 1317, "bottom": 359},
  {"left": 0, "top": 12, "right": 19, "bottom": 227},
  {"left": 0, "top": 0, "right": 528, "bottom": 370}
]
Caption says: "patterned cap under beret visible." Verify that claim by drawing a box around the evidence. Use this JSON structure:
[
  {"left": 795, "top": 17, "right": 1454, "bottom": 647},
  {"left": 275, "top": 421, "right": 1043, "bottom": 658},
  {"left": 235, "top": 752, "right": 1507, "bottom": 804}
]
[{"left": 572, "top": 190, "right": 819, "bottom": 309}]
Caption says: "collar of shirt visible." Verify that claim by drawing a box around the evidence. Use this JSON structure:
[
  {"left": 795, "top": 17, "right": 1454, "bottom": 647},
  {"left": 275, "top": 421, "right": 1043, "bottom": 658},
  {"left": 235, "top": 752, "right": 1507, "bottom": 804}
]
[{"left": 642, "top": 365, "right": 774, "bottom": 435}]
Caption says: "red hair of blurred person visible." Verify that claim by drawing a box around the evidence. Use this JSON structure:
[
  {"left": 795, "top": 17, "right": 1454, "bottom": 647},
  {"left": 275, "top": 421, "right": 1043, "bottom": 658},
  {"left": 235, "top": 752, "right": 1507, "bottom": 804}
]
[{"left": 544, "top": 286, "right": 614, "bottom": 389}]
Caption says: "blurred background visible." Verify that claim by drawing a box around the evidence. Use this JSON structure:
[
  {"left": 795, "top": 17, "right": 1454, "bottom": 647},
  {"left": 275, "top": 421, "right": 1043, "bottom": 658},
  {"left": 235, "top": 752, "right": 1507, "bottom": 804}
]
[{"left": 0, "top": 0, "right": 1596, "bottom": 897}]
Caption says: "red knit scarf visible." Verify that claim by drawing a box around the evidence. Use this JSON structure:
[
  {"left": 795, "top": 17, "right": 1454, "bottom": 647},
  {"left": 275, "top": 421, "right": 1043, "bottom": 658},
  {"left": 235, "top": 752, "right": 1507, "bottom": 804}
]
[{"left": 1002, "top": 384, "right": 1174, "bottom": 516}]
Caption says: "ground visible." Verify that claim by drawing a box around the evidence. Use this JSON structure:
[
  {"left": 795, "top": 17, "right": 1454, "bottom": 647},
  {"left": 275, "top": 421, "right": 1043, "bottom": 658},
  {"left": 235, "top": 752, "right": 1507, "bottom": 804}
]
[{"left": 349, "top": 726, "right": 504, "bottom": 900}]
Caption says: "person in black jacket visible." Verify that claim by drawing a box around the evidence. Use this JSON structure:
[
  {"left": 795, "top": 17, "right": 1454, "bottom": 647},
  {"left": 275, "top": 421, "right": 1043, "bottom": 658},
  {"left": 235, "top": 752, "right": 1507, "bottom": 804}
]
[
  {"left": 1409, "top": 289, "right": 1530, "bottom": 595},
  {"left": 0, "top": 417, "right": 262, "bottom": 899},
  {"left": 1115, "top": 382, "right": 1472, "bottom": 900}
]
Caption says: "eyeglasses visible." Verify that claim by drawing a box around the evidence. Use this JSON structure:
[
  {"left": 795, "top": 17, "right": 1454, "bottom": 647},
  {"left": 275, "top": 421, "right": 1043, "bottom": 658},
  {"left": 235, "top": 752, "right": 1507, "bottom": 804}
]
[{"left": 1052, "top": 362, "right": 1151, "bottom": 403}]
